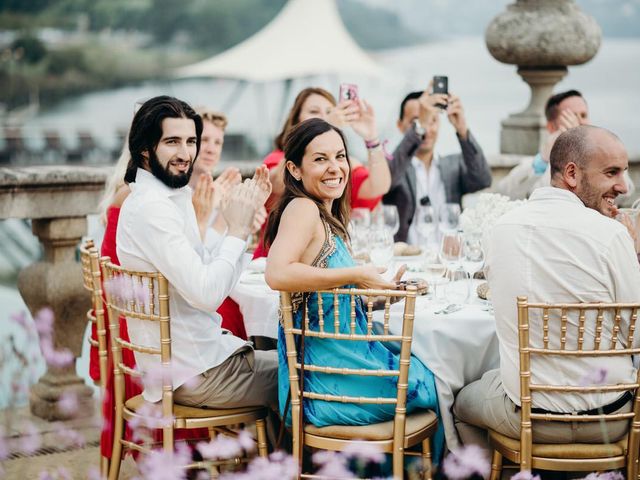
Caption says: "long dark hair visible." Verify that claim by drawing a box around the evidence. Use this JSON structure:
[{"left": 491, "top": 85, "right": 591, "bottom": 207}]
[
  {"left": 264, "top": 118, "right": 351, "bottom": 248},
  {"left": 273, "top": 87, "right": 336, "bottom": 151},
  {"left": 124, "top": 95, "right": 203, "bottom": 183}
]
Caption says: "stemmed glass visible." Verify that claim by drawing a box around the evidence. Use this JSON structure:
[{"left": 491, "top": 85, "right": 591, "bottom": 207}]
[
  {"left": 416, "top": 205, "right": 438, "bottom": 249},
  {"left": 438, "top": 203, "right": 461, "bottom": 234},
  {"left": 349, "top": 208, "right": 371, "bottom": 262},
  {"left": 381, "top": 205, "right": 400, "bottom": 236},
  {"left": 369, "top": 226, "right": 394, "bottom": 269},
  {"left": 461, "top": 237, "right": 485, "bottom": 279},
  {"left": 439, "top": 231, "right": 463, "bottom": 269}
]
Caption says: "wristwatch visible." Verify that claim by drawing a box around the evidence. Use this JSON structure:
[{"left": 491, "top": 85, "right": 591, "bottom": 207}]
[{"left": 412, "top": 119, "right": 425, "bottom": 139}]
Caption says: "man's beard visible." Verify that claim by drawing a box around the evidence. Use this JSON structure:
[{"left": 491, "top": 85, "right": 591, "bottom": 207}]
[
  {"left": 578, "top": 175, "right": 614, "bottom": 217},
  {"left": 148, "top": 151, "right": 193, "bottom": 189}
]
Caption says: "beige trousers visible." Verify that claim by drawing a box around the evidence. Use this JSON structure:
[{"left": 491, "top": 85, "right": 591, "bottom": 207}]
[
  {"left": 173, "top": 345, "right": 278, "bottom": 411},
  {"left": 453, "top": 369, "right": 631, "bottom": 451}
]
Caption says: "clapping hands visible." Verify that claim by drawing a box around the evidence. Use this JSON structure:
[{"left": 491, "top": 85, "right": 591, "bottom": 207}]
[{"left": 221, "top": 165, "right": 272, "bottom": 239}]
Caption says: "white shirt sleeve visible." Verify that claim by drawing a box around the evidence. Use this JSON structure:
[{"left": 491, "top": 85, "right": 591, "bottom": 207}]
[{"left": 130, "top": 198, "right": 247, "bottom": 313}]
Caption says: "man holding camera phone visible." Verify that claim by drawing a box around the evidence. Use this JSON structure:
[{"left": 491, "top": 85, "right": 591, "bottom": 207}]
[{"left": 383, "top": 78, "right": 492, "bottom": 243}]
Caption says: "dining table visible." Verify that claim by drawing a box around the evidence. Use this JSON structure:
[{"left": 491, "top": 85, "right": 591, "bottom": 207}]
[{"left": 230, "top": 257, "right": 500, "bottom": 450}]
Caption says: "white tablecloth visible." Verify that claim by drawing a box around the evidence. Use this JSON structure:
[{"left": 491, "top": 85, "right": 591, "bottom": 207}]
[
  {"left": 230, "top": 271, "right": 280, "bottom": 339},
  {"left": 375, "top": 282, "right": 499, "bottom": 450}
]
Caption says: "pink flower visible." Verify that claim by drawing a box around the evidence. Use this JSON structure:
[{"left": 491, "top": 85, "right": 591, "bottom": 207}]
[
  {"left": 133, "top": 281, "right": 151, "bottom": 312},
  {"left": 582, "top": 473, "right": 624, "bottom": 480},
  {"left": 312, "top": 450, "right": 353, "bottom": 478},
  {"left": 86, "top": 466, "right": 102, "bottom": 480},
  {"left": 57, "top": 391, "right": 78, "bottom": 416},
  {"left": 39, "top": 341, "right": 74, "bottom": 368},
  {"left": 34, "top": 307, "right": 54, "bottom": 336},
  {"left": 54, "top": 424, "right": 85, "bottom": 448},
  {"left": 137, "top": 443, "right": 191, "bottom": 480},
  {"left": 237, "top": 430, "right": 256, "bottom": 452},
  {"left": 224, "top": 451, "right": 299, "bottom": 480},
  {"left": 128, "top": 402, "right": 172, "bottom": 430},
  {"left": 511, "top": 471, "right": 541, "bottom": 480},
  {"left": 38, "top": 471, "right": 55, "bottom": 480},
  {"left": 20, "top": 422, "right": 42, "bottom": 454},
  {"left": 343, "top": 441, "right": 385, "bottom": 464},
  {"left": 442, "top": 445, "right": 490, "bottom": 480},
  {"left": 197, "top": 435, "right": 242, "bottom": 460}
]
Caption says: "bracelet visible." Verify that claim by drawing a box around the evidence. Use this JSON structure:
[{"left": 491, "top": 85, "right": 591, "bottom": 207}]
[{"left": 365, "top": 138, "right": 381, "bottom": 149}]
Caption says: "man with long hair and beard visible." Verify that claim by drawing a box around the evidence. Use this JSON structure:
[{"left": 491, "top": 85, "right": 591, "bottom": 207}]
[{"left": 118, "top": 96, "right": 278, "bottom": 426}]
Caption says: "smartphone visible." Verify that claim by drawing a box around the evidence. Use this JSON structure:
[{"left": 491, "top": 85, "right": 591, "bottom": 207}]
[
  {"left": 339, "top": 83, "right": 359, "bottom": 102},
  {"left": 432, "top": 75, "right": 448, "bottom": 109}
]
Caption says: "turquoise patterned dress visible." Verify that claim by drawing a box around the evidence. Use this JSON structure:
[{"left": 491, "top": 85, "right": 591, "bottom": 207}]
[{"left": 277, "top": 222, "right": 444, "bottom": 460}]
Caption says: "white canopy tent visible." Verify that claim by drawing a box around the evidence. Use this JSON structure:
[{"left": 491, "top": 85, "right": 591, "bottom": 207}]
[{"left": 174, "top": 0, "right": 383, "bottom": 81}]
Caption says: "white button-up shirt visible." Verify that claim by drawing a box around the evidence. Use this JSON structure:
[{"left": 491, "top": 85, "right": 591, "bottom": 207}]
[
  {"left": 117, "top": 168, "right": 248, "bottom": 402},
  {"left": 485, "top": 187, "right": 640, "bottom": 413},
  {"left": 407, "top": 155, "right": 446, "bottom": 245}
]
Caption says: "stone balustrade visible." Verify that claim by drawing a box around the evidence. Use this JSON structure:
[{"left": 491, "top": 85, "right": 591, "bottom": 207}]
[{"left": 0, "top": 166, "right": 109, "bottom": 420}]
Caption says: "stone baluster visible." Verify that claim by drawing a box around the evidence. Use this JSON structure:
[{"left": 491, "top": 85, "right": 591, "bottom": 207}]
[
  {"left": 0, "top": 166, "right": 108, "bottom": 420},
  {"left": 485, "top": 0, "right": 601, "bottom": 155}
]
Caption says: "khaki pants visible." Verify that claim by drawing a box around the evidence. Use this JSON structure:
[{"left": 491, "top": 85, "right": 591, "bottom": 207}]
[
  {"left": 174, "top": 345, "right": 278, "bottom": 410},
  {"left": 453, "top": 369, "right": 631, "bottom": 451}
]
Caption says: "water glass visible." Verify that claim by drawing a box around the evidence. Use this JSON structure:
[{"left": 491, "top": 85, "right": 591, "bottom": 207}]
[
  {"left": 445, "top": 267, "right": 470, "bottom": 305},
  {"left": 381, "top": 205, "right": 400, "bottom": 235},
  {"left": 416, "top": 205, "right": 438, "bottom": 247},
  {"left": 461, "top": 237, "right": 485, "bottom": 278},
  {"left": 438, "top": 203, "right": 461, "bottom": 234},
  {"left": 369, "top": 227, "right": 394, "bottom": 268},
  {"left": 439, "top": 231, "right": 463, "bottom": 268}
]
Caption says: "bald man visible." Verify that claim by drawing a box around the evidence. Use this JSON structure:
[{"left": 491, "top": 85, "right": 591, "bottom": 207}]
[{"left": 453, "top": 126, "right": 640, "bottom": 450}]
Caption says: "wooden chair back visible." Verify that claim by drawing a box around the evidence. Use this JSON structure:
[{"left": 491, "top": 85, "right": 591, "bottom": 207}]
[
  {"left": 517, "top": 296, "right": 640, "bottom": 473},
  {"left": 280, "top": 286, "right": 418, "bottom": 470},
  {"left": 100, "top": 258, "right": 174, "bottom": 451},
  {"left": 79, "top": 239, "right": 108, "bottom": 393}
]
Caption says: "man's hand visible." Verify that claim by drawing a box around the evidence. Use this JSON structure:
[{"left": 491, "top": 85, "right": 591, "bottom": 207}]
[
  {"left": 446, "top": 94, "right": 468, "bottom": 139},
  {"left": 251, "top": 206, "right": 268, "bottom": 234},
  {"left": 212, "top": 167, "right": 241, "bottom": 210},
  {"left": 247, "top": 165, "right": 272, "bottom": 208},
  {"left": 191, "top": 173, "right": 214, "bottom": 240},
  {"left": 618, "top": 212, "right": 640, "bottom": 253},
  {"left": 417, "top": 82, "right": 442, "bottom": 129},
  {"left": 556, "top": 109, "right": 581, "bottom": 132},
  {"left": 221, "top": 181, "right": 261, "bottom": 240}
]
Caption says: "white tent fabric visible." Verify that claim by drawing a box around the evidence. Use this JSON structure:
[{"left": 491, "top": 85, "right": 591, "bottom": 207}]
[{"left": 174, "top": 0, "right": 383, "bottom": 81}]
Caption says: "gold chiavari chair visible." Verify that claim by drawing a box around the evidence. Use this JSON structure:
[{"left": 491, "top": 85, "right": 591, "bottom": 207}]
[
  {"left": 101, "top": 259, "right": 269, "bottom": 480},
  {"left": 488, "top": 296, "right": 640, "bottom": 479},
  {"left": 79, "top": 239, "right": 110, "bottom": 477},
  {"left": 280, "top": 286, "right": 438, "bottom": 480}
]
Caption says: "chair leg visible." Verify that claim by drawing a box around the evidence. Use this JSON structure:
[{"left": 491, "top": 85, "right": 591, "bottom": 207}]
[
  {"left": 108, "top": 414, "right": 124, "bottom": 480},
  {"left": 489, "top": 449, "right": 503, "bottom": 480},
  {"left": 421, "top": 438, "right": 433, "bottom": 480},
  {"left": 392, "top": 445, "right": 403, "bottom": 480},
  {"left": 100, "top": 455, "right": 110, "bottom": 479},
  {"left": 255, "top": 418, "right": 268, "bottom": 457},
  {"left": 208, "top": 426, "right": 218, "bottom": 440}
]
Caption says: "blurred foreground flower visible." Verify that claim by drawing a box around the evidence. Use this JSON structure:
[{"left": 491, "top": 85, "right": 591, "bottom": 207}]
[
  {"left": 442, "top": 444, "right": 490, "bottom": 480},
  {"left": 579, "top": 367, "right": 608, "bottom": 386},
  {"left": 137, "top": 442, "right": 191, "bottom": 480},
  {"left": 511, "top": 471, "right": 541, "bottom": 480},
  {"left": 581, "top": 472, "right": 624, "bottom": 480}
]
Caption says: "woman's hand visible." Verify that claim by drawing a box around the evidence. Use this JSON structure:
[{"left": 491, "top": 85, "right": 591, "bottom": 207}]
[
  {"left": 192, "top": 173, "right": 214, "bottom": 240},
  {"left": 327, "top": 100, "right": 358, "bottom": 129},
  {"left": 355, "top": 264, "right": 397, "bottom": 290},
  {"left": 349, "top": 99, "right": 379, "bottom": 142}
]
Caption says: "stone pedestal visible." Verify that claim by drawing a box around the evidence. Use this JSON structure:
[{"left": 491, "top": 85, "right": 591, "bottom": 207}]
[
  {"left": 485, "top": 0, "right": 601, "bottom": 155},
  {"left": 500, "top": 68, "right": 567, "bottom": 155},
  {"left": 0, "top": 165, "right": 109, "bottom": 421},
  {"left": 18, "top": 217, "right": 95, "bottom": 420}
]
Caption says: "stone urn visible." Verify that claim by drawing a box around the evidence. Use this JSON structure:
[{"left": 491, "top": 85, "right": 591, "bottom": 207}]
[{"left": 485, "top": 0, "right": 601, "bottom": 155}]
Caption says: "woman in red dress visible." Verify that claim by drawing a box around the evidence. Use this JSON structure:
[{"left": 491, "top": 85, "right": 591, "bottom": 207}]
[{"left": 253, "top": 87, "right": 391, "bottom": 258}]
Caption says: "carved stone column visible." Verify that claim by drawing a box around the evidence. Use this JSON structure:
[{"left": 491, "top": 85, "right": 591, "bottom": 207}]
[
  {"left": 485, "top": 0, "right": 601, "bottom": 155},
  {"left": 0, "top": 166, "right": 108, "bottom": 420}
]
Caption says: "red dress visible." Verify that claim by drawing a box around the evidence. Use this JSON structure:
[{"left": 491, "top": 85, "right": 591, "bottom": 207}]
[
  {"left": 91, "top": 206, "right": 246, "bottom": 458},
  {"left": 252, "top": 150, "right": 383, "bottom": 259}
]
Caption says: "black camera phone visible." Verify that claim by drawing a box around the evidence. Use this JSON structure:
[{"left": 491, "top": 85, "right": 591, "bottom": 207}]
[{"left": 432, "top": 75, "right": 448, "bottom": 109}]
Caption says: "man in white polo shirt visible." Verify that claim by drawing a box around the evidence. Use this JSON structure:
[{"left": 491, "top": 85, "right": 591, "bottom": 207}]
[
  {"left": 453, "top": 125, "right": 640, "bottom": 448},
  {"left": 117, "top": 96, "right": 277, "bottom": 412}
]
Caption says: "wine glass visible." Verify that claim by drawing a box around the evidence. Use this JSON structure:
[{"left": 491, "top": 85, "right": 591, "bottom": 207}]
[
  {"left": 439, "top": 231, "right": 463, "bottom": 269},
  {"left": 369, "top": 226, "right": 394, "bottom": 269},
  {"left": 351, "top": 207, "right": 371, "bottom": 231},
  {"left": 438, "top": 203, "right": 461, "bottom": 234},
  {"left": 423, "top": 262, "right": 447, "bottom": 305},
  {"left": 415, "top": 205, "right": 438, "bottom": 248},
  {"left": 381, "top": 205, "right": 400, "bottom": 236},
  {"left": 461, "top": 237, "right": 485, "bottom": 279},
  {"left": 444, "top": 266, "right": 470, "bottom": 305}
]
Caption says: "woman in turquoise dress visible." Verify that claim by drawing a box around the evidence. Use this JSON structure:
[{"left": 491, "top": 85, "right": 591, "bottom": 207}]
[{"left": 264, "top": 116, "right": 443, "bottom": 460}]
